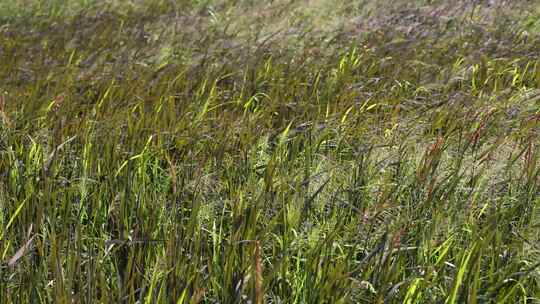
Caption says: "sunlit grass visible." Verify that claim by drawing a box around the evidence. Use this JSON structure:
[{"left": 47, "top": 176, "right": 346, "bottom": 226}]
[{"left": 0, "top": 0, "right": 539, "bottom": 303}]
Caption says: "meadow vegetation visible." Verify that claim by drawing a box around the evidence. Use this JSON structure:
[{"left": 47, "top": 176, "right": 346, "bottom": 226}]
[{"left": 0, "top": 0, "right": 539, "bottom": 302}]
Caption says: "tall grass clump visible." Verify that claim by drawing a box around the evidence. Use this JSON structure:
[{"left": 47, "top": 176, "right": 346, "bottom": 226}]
[{"left": 0, "top": 0, "right": 539, "bottom": 303}]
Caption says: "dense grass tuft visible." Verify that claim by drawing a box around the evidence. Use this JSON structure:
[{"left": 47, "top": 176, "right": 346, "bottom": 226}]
[{"left": 0, "top": 0, "right": 539, "bottom": 303}]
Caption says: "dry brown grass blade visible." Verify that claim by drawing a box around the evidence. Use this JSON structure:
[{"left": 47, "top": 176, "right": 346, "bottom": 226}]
[
  {"left": 254, "top": 240, "right": 263, "bottom": 304},
  {"left": 53, "top": 93, "right": 65, "bottom": 111},
  {"left": 43, "top": 135, "right": 77, "bottom": 176},
  {"left": 7, "top": 225, "right": 35, "bottom": 267},
  {"left": 191, "top": 288, "right": 205, "bottom": 304},
  {"left": 0, "top": 94, "right": 12, "bottom": 127}
]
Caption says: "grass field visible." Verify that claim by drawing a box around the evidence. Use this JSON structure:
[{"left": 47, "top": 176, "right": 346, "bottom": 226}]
[{"left": 0, "top": 0, "right": 539, "bottom": 302}]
